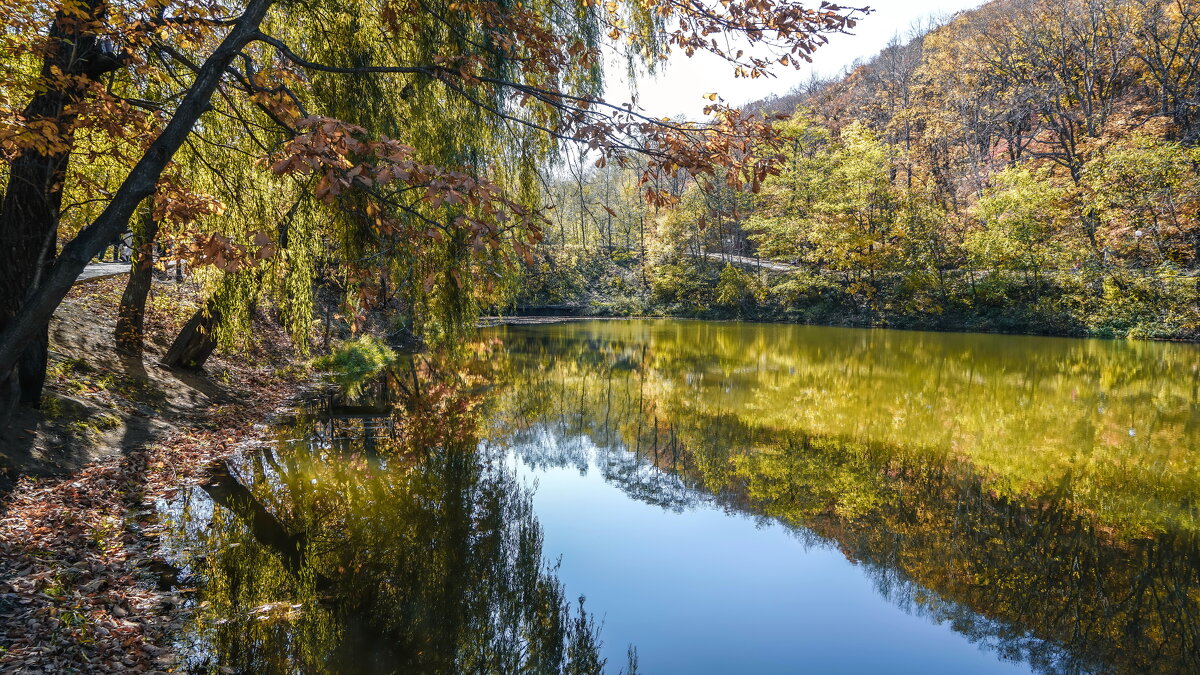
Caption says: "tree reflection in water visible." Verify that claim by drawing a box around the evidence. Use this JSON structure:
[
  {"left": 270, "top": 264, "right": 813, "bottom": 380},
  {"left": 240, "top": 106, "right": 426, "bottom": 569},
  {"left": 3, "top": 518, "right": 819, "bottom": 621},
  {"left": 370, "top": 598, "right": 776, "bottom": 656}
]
[
  {"left": 483, "top": 321, "right": 1200, "bottom": 675},
  {"left": 158, "top": 321, "right": 1200, "bottom": 674},
  {"left": 160, "top": 354, "right": 620, "bottom": 674}
]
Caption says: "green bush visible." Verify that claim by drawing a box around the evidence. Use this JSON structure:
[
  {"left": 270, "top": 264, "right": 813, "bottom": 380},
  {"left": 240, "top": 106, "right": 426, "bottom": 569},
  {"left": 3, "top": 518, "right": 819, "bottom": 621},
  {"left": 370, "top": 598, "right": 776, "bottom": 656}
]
[{"left": 312, "top": 335, "right": 398, "bottom": 389}]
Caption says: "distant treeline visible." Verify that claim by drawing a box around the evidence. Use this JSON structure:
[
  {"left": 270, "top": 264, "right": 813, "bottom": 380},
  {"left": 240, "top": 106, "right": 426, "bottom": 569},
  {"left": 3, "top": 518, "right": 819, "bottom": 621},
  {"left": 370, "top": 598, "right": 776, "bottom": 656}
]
[{"left": 521, "top": 0, "right": 1200, "bottom": 339}]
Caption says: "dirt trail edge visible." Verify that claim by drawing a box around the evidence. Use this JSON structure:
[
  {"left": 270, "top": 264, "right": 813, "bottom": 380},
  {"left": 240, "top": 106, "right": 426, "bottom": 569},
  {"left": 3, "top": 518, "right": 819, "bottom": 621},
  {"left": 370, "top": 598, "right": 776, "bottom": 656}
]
[{"left": 0, "top": 276, "right": 309, "bottom": 673}]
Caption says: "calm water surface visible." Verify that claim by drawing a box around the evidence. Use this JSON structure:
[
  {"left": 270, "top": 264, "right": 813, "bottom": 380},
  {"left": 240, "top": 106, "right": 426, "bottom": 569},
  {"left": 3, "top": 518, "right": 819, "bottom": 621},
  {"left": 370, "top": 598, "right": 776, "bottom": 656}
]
[{"left": 161, "top": 320, "right": 1200, "bottom": 674}]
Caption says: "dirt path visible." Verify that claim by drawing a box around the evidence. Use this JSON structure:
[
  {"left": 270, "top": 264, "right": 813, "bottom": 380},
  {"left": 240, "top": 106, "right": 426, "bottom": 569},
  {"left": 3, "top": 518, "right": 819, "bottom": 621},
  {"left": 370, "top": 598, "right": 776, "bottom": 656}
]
[
  {"left": 76, "top": 262, "right": 130, "bottom": 284},
  {"left": 1, "top": 281, "right": 202, "bottom": 487},
  {"left": 699, "top": 251, "right": 797, "bottom": 272},
  {"left": 0, "top": 275, "right": 291, "bottom": 493}
]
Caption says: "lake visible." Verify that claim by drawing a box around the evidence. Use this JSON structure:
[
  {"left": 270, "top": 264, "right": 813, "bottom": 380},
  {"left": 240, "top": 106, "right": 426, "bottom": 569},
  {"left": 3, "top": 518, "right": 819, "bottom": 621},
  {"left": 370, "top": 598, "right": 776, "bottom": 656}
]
[{"left": 160, "top": 320, "right": 1200, "bottom": 674}]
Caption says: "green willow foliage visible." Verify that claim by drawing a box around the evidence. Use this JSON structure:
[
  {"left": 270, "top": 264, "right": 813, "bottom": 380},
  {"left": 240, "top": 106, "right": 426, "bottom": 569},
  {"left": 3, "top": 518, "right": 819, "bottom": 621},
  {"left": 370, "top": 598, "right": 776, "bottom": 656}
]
[
  {"left": 168, "top": 0, "right": 610, "bottom": 349},
  {"left": 276, "top": 0, "right": 573, "bottom": 342},
  {"left": 163, "top": 366, "right": 613, "bottom": 673},
  {"left": 173, "top": 125, "right": 323, "bottom": 352}
]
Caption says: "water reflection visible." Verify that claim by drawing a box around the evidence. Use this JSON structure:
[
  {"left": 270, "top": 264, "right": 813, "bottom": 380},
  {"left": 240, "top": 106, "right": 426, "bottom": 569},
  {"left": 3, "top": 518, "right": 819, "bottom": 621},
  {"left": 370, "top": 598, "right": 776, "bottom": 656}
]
[
  {"left": 482, "top": 320, "right": 1200, "bottom": 674},
  {"left": 160, "top": 357, "right": 618, "bottom": 674},
  {"left": 161, "top": 320, "right": 1200, "bottom": 674}
]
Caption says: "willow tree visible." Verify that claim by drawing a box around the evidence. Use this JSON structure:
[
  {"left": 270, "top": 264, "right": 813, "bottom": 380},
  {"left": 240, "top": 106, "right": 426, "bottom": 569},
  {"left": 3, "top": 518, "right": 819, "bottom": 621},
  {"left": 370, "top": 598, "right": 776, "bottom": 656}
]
[
  {"left": 153, "top": 105, "right": 318, "bottom": 367},
  {"left": 0, "top": 0, "right": 128, "bottom": 404},
  {"left": 1, "top": 0, "right": 236, "bottom": 397},
  {"left": 0, "top": 0, "right": 863, "bottom": 415}
]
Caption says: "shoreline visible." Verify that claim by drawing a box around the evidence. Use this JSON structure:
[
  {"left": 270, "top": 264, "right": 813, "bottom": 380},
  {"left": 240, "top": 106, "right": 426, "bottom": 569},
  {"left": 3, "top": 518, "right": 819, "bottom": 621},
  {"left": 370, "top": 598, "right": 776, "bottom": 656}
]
[
  {"left": 0, "top": 276, "right": 310, "bottom": 672},
  {"left": 480, "top": 312, "right": 1200, "bottom": 343},
  {"left": 0, "top": 385, "right": 302, "bottom": 672},
  {"left": 2, "top": 290, "right": 1192, "bottom": 670}
]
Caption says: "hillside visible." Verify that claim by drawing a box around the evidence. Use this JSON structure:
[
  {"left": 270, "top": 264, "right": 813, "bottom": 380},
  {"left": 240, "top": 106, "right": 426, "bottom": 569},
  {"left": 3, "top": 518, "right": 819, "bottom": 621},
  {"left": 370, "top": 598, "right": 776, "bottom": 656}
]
[{"left": 520, "top": 0, "right": 1200, "bottom": 339}]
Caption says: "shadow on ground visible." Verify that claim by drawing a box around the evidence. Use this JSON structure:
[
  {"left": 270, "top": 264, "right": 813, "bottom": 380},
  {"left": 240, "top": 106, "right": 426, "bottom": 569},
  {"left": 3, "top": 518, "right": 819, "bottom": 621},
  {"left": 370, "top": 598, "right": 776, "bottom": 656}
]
[{"left": 0, "top": 286, "right": 242, "bottom": 501}]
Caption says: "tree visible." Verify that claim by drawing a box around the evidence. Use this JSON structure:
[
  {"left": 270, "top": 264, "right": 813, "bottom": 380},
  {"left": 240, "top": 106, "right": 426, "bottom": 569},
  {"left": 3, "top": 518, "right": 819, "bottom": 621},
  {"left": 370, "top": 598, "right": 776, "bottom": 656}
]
[
  {"left": 1132, "top": 0, "right": 1200, "bottom": 141},
  {"left": 747, "top": 113, "right": 831, "bottom": 266},
  {"left": 748, "top": 121, "right": 899, "bottom": 301},
  {"left": 1085, "top": 133, "right": 1200, "bottom": 266},
  {"left": 113, "top": 200, "right": 157, "bottom": 355},
  {"left": 0, "top": 0, "right": 864, "bottom": 417},
  {"left": 0, "top": 0, "right": 128, "bottom": 406},
  {"left": 966, "top": 166, "right": 1071, "bottom": 280}
]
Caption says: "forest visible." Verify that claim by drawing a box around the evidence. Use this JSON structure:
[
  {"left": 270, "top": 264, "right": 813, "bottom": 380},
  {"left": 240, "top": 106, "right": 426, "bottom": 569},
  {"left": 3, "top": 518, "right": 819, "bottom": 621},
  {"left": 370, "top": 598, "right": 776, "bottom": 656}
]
[
  {"left": 0, "top": 0, "right": 864, "bottom": 419},
  {"left": 3, "top": 0, "right": 1199, "bottom": 422},
  {"left": 3, "top": 0, "right": 1200, "bottom": 671},
  {"left": 525, "top": 0, "right": 1200, "bottom": 340}
]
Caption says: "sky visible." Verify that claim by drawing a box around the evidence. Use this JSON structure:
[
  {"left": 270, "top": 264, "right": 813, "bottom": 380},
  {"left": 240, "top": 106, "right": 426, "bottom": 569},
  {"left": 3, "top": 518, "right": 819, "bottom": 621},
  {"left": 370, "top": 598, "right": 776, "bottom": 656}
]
[{"left": 606, "top": 0, "right": 989, "bottom": 120}]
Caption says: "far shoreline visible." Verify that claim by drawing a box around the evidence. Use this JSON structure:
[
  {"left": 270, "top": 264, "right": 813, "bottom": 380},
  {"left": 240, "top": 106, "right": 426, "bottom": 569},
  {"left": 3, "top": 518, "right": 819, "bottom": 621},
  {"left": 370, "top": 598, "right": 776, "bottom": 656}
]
[{"left": 478, "top": 312, "right": 1200, "bottom": 344}]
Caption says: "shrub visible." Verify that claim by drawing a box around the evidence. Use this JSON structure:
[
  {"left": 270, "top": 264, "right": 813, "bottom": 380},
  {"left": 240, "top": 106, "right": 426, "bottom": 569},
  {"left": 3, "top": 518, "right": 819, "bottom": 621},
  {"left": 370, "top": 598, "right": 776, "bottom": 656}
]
[{"left": 312, "top": 335, "right": 398, "bottom": 390}]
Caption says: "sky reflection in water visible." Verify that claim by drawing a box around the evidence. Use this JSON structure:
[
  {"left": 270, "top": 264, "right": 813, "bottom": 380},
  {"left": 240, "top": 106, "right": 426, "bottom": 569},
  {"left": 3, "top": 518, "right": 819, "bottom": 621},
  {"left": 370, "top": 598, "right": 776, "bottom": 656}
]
[
  {"left": 166, "top": 320, "right": 1200, "bottom": 674},
  {"left": 507, "top": 431, "right": 1029, "bottom": 674}
]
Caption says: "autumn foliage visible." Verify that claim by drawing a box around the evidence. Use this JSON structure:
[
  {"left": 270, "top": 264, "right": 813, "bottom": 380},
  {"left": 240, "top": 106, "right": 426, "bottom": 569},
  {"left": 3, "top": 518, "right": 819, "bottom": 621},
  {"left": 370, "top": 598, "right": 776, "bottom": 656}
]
[
  {"left": 529, "top": 0, "right": 1200, "bottom": 339},
  {"left": 0, "top": 0, "right": 864, "bottom": 410}
]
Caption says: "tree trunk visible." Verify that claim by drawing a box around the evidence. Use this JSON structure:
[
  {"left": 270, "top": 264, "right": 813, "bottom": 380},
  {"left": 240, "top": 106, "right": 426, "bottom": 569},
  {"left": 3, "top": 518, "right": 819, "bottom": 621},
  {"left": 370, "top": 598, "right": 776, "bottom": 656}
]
[
  {"left": 162, "top": 302, "right": 221, "bottom": 370},
  {"left": 0, "top": 0, "right": 125, "bottom": 408},
  {"left": 2, "top": 143, "right": 67, "bottom": 408},
  {"left": 201, "top": 461, "right": 308, "bottom": 575},
  {"left": 0, "top": 0, "right": 276, "bottom": 415},
  {"left": 115, "top": 204, "right": 160, "bottom": 355},
  {"left": 161, "top": 194, "right": 296, "bottom": 371}
]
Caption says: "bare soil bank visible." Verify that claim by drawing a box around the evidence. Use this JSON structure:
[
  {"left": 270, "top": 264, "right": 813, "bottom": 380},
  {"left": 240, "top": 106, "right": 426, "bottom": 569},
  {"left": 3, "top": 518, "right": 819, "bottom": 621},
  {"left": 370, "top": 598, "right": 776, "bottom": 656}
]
[{"left": 0, "top": 276, "right": 307, "bottom": 672}]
